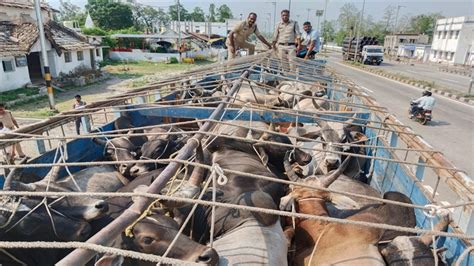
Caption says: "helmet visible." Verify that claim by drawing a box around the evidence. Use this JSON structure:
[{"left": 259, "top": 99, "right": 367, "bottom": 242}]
[{"left": 422, "top": 90, "right": 431, "bottom": 96}]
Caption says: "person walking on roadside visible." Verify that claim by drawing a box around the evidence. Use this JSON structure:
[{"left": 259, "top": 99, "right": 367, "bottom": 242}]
[
  {"left": 272, "top": 9, "right": 301, "bottom": 71},
  {"left": 0, "top": 103, "right": 26, "bottom": 159},
  {"left": 73, "top": 95, "right": 87, "bottom": 135},
  {"left": 226, "top": 12, "right": 272, "bottom": 60}
]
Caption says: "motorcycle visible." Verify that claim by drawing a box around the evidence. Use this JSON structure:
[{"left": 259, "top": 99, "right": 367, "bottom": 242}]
[{"left": 409, "top": 101, "right": 432, "bottom": 125}]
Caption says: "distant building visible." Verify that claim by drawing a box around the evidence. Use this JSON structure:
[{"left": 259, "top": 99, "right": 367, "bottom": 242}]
[
  {"left": 0, "top": 0, "right": 103, "bottom": 92},
  {"left": 429, "top": 16, "right": 474, "bottom": 66},
  {"left": 169, "top": 19, "right": 241, "bottom": 37},
  {"left": 383, "top": 33, "right": 430, "bottom": 56}
]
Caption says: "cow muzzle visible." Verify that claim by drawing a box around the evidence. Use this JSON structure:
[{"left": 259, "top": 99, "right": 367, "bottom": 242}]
[{"left": 196, "top": 247, "right": 219, "bottom": 265}]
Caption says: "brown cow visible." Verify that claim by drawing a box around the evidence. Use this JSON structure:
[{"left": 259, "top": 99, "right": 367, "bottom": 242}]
[{"left": 281, "top": 154, "right": 416, "bottom": 266}]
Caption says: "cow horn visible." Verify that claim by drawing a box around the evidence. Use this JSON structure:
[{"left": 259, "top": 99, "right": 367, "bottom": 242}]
[
  {"left": 284, "top": 151, "right": 301, "bottom": 182},
  {"left": 320, "top": 155, "right": 351, "bottom": 188},
  {"left": 188, "top": 141, "right": 207, "bottom": 187}
]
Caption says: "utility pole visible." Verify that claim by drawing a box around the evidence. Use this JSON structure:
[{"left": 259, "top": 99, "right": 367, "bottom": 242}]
[
  {"left": 266, "top": 2, "right": 277, "bottom": 31},
  {"left": 306, "top": 8, "right": 312, "bottom": 21},
  {"left": 354, "top": 0, "right": 366, "bottom": 62},
  {"left": 34, "top": 0, "right": 55, "bottom": 110},
  {"left": 177, "top": 0, "right": 181, "bottom": 61},
  {"left": 266, "top": 13, "right": 272, "bottom": 33},
  {"left": 288, "top": 0, "right": 292, "bottom": 12}
]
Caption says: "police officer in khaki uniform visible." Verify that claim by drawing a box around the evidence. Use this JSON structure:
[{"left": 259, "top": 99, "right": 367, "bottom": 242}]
[
  {"left": 272, "top": 9, "right": 301, "bottom": 71},
  {"left": 226, "top": 13, "right": 272, "bottom": 60}
]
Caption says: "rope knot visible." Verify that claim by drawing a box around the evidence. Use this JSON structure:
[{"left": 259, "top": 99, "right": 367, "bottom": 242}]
[
  {"left": 423, "top": 204, "right": 442, "bottom": 218},
  {"left": 211, "top": 163, "right": 228, "bottom": 185}
]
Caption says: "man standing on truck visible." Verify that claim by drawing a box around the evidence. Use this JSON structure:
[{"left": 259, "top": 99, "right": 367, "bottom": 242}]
[
  {"left": 410, "top": 90, "right": 436, "bottom": 118},
  {"left": 272, "top": 9, "right": 301, "bottom": 71},
  {"left": 226, "top": 13, "right": 272, "bottom": 60},
  {"left": 297, "top": 21, "right": 319, "bottom": 59}
]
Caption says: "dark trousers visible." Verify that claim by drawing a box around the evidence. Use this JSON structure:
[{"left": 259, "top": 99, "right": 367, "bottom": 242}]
[
  {"left": 410, "top": 106, "right": 423, "bottom": 115},
  {"left": 75, "top": 118, "right": 81, "bottom": 135},
  {"left": 297, "top": 49, "right": 317, "bottom": 58}
]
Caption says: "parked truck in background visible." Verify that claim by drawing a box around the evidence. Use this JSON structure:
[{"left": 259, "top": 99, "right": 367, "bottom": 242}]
[{"left": 342, "top": 36, "right": 384, "bottom": 65}]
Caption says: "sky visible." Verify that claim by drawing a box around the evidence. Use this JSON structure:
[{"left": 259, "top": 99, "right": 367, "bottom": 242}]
[{"left": 47, "top": 0, "right": 473, "bottom": 31}]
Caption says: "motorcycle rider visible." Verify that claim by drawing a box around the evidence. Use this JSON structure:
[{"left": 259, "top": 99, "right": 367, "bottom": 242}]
[{"left": 410, "top": 90, "right": 436, "bottom": 118}]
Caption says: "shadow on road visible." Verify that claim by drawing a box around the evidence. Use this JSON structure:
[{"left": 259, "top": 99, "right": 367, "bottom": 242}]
[{"left": 426, "top": 120, "right": 451, "bottom": 127}]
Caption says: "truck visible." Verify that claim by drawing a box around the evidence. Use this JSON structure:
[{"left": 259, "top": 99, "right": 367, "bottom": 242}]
[
  {"left": 342, "top": 36, "right": 384, "bottom": 65},
  {"left": 0, "top": 53, "right": 471, "bottom": 265}
]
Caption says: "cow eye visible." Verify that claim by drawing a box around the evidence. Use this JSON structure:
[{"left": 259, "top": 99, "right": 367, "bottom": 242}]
[{"left": 142, "top": 237, "right": 154, "bottom": 245}]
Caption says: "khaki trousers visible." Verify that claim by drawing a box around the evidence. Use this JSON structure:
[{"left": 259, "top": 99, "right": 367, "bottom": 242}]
[
  {"left": 277, "top": 44, "right": 296, "bottom": 72},
  {"left": 227, "top": 41, "right": 256, "bottom": 60}
]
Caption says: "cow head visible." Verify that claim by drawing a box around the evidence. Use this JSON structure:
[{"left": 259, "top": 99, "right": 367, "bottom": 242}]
[
  {"left": 93, "top": 137, "right": 139, "bottom": 177},
  {"left": 0, "top": 197, "right": 91, "bottom": 242},
  {"left": 281, "top": 152, "right": 359, "bottom": 210},
  {"left": 380, "top": 209, "right": 451, "bottom": 265},
  {"left": 129, "top": 139, "right": 177, "bottom": 177},
  {"left": 107, "top": 210, "right": 219, "bottom": 265}
]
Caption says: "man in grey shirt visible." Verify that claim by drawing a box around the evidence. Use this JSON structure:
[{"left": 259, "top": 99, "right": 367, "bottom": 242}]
[{"left": 272, "top": 9, "right": 301, "bottom": 71}]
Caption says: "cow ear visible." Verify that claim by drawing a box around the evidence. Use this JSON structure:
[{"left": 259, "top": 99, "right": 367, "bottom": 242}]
[
  {"left": 280, "top": 194, "right": 295, "bottom": 211},
  {"left": 95, "top": 254, "right": 124, "bottom": 266},
  {"left": 329, "top": 193, "right": 360, "bottom": 210}
]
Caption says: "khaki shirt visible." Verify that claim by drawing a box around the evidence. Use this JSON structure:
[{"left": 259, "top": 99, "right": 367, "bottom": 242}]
[
  {"left": 0, "top": 111, "right": 16, "bottom": 129},
  {"left": 272, "top": 20, "right": 301, "bottom": 44},
  {"left": 230, "top": 21, "right": 261, "bottom": 44}
]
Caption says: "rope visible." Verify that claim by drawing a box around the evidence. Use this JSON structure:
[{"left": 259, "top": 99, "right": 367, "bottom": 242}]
[
  {"left": 0, "top": 241, "right": 199, "bottom": 265},
  {"left": 0, "top": 159, "right": 471, "bottom": 213},
  {"left": 0, "top": 191, "right": 471, "bottom": 240}
]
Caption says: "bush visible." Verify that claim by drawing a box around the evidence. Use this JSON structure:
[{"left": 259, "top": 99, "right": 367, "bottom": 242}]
[
  {"left": 81, "top": 27, "right": 108, "bottom": 36},
  {"left": 169, "top": 57, "right": 179, "bottom": 64}
]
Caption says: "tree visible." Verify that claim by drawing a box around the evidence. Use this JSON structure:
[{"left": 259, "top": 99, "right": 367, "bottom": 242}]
[
  {"left": 58, "top": 0, "right": 86, "bottom": 25},
  {"left": 217, "top": 4, "right": 233, "bottom": 22},
  {"left": 190, "top": 7, "right": 205, "bottom": 22},
  {"left": 409, "top": 13, "right": 443, "bottom": 39},
  {"left": 338, "top": 3, "right": 360, "bottom": 32},
  {"left": 131, "top": 5, "right": 169, "bottom": 32},
  {"left": 168, "top": 3, "right": 190, "bottom": 21},
  {"left": 321, "top": 20, "right": 336, "bottom": 42},
  {"left": 208, "top": 3, "right": 217, "bottom": 22},
  {"left": 86, "top": 0, "right": 133, "bottom": 30},
  {"left": 382, "top": 5, "right": 397, "bottom": 32}
]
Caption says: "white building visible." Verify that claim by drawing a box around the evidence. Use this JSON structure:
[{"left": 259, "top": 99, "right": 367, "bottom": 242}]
[
  {"left": 429, "top": 16, "right": 474, "bottom": 66},
  {"left": 384, "top": 33, "right": 430, "bottom": 56},
  {"left": 0, "top": 0, "right": 103, "bottom": 92},
  {"left": 169, "top": 19, "right": 241, "bottom": 37}
]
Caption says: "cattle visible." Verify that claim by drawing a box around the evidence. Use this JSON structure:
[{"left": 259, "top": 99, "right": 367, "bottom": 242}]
[
  {"left": 281, "top": 154, "right": 417, "bottom": 266},
  {"left": 93, "top": 136, "right": 142, "bottom": 177},
  {"left": 381, "top": 209, "right": 450, "bottom": 266},
  {"left": 0, "top": 196, "right": 92, "bottom": 265}
]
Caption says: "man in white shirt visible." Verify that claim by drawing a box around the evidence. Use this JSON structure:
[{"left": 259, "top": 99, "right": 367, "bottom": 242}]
[
  {"left": 297, "top": 21, "right": 319, "bottom": 59},
  {"left": 410, "top": 91, "right": 436, "bottom": 118}
]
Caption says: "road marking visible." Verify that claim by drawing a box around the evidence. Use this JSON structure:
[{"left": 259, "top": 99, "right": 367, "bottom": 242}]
[
  {"left": 440, "top": 78, "right": 460, "bottom": 83},
  {"left": 359, "top": 86, "right": 374, "bottom": 93},
  {"left": 332, "top": 61, "right": 474, "bottom": 108}
]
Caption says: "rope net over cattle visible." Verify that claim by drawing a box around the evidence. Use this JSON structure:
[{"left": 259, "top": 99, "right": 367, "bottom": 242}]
[{"left": 0, "top": 51, "right": 471, "bottom": 265}]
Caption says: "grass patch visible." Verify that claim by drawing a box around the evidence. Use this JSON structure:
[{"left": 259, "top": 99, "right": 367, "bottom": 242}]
[
  {"left": 102, "top": 61, "right": 201, "bottom": 76},
  {"left": 0, "top": 87, "right": 40, "bottom": 103}
]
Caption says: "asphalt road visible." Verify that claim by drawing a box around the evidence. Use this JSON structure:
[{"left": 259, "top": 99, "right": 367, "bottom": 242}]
[
  {"left": 326, "top": 53, "right": 472, "bottom": 94},
  {"left": 326, "top": 53, "right": 474, "bottom": 178}
]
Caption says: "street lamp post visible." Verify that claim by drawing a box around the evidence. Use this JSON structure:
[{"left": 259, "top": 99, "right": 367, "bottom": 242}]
[
  {"left": 322, "top": 0, "right": 328, "bottom": 51},
  {"left": 353, "top": 0, "right": 366, "bottom": 62},
  {"left": 306, "top": 8, "right": 312, "bottom": 21},
  {"left": 266, "top": 12, "right": 272, "bottom": 33},
  {"left": 316, "top": 10, "right": 324, "bottom": 33},
  {"left": 288, "top": 0, "right": 292, "bottom": 12},
  {"left": 177, "top": 0, "right": 181, "bottom": 62},
  {"left": 34, "top": 0, "right": 55, "bottom": 109},
  {"left": 265, "top": 1, "right": 277, "bottom": 31}
]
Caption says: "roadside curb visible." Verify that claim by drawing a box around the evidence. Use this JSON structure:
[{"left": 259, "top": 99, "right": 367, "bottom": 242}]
[{"left": 342, "top": 62, "right": 474, "bottom": 106}]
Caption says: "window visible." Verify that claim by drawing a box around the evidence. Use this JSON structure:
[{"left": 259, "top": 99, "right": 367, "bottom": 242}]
[
  {"left": 443, "top": 31, "right": 447, "bottom": 39},
  {"left": 96, "top": 49, "right": 100, "bottom": 57},
  {"left": 15, "top": 56, "right": 27, "bottom": 67},
  {"left": 455, "top": 31, "right": 460, "bottom": 39},
  {"left": 2, "top": 60, "right": 14, "bottom": 72},
  {"left": 433, "top": 51, "right": 437, "bottom": 58},
  {"left": 451, "top": 52, "right": 455, "bottom": 60},
  {"left": 409, "top": 39, "right": 415, "bottom": 43},
  {"left": 64, "top": 51, "right": 72, "bottom": 63},
  {"left": 77, "top": 51, "right": 84, "bottom": 61},
  {"left": 437, "top": 31, "right": 441, "bottom": 39}
]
